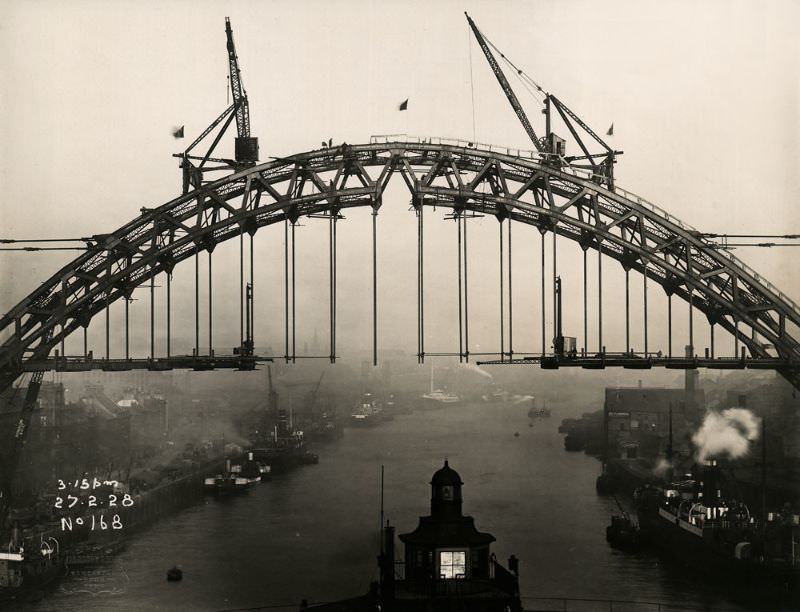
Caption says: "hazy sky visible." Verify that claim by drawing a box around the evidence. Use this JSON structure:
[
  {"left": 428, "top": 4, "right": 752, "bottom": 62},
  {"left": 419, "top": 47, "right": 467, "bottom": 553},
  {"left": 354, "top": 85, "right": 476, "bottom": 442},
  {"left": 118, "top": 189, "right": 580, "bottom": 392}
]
[{"left": 1, "top": 0, "right": 798, "bottom": 361}]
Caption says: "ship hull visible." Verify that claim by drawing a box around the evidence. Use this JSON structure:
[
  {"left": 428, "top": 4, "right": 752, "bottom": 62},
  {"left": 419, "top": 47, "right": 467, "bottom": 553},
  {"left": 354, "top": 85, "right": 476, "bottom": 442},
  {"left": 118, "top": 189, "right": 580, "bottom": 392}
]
[{"left": 638, "top": 509, "right": 799, "bottom": 592}]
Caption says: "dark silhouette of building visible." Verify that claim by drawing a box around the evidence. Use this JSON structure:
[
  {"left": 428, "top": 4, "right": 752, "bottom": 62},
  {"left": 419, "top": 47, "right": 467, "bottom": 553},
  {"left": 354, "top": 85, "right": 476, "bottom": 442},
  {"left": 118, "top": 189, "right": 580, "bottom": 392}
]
[{"left": 308, "top": 460, "right": 522, "bottom": 611}]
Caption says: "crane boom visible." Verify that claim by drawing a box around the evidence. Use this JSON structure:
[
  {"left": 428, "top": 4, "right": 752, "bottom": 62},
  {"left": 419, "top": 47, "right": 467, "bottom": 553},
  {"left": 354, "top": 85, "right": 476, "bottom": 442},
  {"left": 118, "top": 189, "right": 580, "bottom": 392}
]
[
  {"left": 225, "top": 17, "right": 250, "bottom": 139},
  {"left": 225, "top": 17, "right": 259, "bottom": 163},
  {"left": 465, "top": 13, "right": 543, "bottom": 152},
  {"left": 0, "top": 347, "right": 50, "bottom": 534}
]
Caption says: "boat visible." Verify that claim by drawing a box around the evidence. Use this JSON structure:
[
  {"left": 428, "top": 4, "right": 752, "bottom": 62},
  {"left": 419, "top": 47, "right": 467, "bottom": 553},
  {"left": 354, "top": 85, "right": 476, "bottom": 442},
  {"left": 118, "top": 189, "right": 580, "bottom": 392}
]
[
  {"left": 635, "top": 461, "right": 800, "bottom": 589},
  {"left": 528, "top": 397, "right": 551, "bottom": 418},
  {"left": 203, "top": 460, "right": 251, "bottom": 495},
  {"left": 251, "top": 409, "right": 319, "bottom": 472},
  {"left": 606, "top": 512, "right": 642, "bottom": 550},
  {"left": 229, "top": 452, "right": 269, "bottom": 484},
  {"left": 0, "top": 536, "right": 65, "bottom": 603},
  {"left": 482, "top": 385, "right": 510, "bottom": 403},
  {"left": 349, "top": 393, "right": 386, "bottom": 427},
  {"left": 166, "top": 566, "right": 183, "bottom": 581},
  {"left": 421, "top": 367, "right": 461, "bottom": 406}
]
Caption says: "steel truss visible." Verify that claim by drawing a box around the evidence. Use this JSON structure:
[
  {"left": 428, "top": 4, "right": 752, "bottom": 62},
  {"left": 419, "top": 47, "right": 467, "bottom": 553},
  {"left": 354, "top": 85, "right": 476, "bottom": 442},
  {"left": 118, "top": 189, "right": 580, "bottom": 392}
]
[{"left": 2, "top": 139, "right": 799, "bottom": 391}]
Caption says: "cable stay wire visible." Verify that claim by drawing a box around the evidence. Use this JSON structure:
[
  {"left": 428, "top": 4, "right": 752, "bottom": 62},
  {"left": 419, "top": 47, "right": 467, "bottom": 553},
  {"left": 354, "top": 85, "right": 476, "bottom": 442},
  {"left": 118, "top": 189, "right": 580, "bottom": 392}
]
[{"left": 0, "top": 238, "right": 94, "bottom": 244}]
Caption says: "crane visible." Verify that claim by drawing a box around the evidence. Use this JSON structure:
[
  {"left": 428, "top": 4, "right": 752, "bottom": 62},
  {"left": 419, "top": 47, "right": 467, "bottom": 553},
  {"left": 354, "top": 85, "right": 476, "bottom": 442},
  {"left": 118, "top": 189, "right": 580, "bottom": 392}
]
[
  {"left": 225, "top": 17, "right": 258, "bottom": 164},
  {"left": 175, "top": 17, "right": 258, "bottom": 193},
  {"left": 465, "top": 12, "right": 543, "bottom": 152},
  {"left": 307, "top": 371, "right": 326, "bottom": 414},
  {"left": 1, "top": 329, "right": 53, "bottom": 538},
  {"left": 465, "top": 13, "right": 621, "bottom": 188}
]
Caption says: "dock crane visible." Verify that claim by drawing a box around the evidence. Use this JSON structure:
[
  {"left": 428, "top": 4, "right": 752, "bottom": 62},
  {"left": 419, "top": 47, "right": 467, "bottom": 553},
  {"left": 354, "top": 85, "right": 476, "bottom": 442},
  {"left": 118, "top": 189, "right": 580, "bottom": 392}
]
[
  {"left": 465, "top": 13, "right": 622, "bottom": 188},
  {"left": 1, "top": 328, "right": 53, "bottom": 540},
  {"left": 307, "top": 371, "right": 326, "bottom": 414},
  {"left": 176, "top": 17, "right": 259, "bottom": 193}
]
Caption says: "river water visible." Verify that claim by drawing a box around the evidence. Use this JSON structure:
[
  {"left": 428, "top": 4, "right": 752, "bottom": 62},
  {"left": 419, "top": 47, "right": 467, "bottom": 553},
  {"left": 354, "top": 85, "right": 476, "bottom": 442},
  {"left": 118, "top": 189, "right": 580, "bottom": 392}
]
[{"left": 16, "top": 400, "right": 783, "bottom": 611}]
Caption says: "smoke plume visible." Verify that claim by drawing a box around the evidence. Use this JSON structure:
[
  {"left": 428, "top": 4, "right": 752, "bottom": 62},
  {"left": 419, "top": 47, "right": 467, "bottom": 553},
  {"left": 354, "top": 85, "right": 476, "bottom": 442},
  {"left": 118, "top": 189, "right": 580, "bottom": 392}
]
[
  {"left": 653, "top": 458, "right": 672, "bottom": 477},
  {"left": 692, "top": 408, "right": 760, "bottom": 463},
  {"left": 459, "top": 363, "right": 493, "bottom": 380}
]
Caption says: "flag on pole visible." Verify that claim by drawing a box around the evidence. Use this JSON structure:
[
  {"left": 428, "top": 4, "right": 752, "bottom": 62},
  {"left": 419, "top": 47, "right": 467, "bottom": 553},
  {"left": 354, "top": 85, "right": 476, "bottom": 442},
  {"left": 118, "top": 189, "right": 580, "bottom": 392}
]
[
  {"left": 172, "top": 125, "right": 185, "bottom": 139},
  {"left": 606, "top": 123, "right": 614, "bottom": 136},
  {"left": 398, "top": 99, "right": 408, "bottom": 111}
]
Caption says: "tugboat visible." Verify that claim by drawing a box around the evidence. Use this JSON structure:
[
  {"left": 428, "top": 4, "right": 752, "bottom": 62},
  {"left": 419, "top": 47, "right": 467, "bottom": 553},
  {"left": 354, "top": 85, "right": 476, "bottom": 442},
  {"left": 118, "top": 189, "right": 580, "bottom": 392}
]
[
  {"left": 229, "top": 452, "right": 269, "bottom": 484},
  {"left": 606, "top": 512, "right": 642, "bottom": 550},
  {"left": 605, "top": 496, "right": 642, "bottom": 550},
  {"left": 203, "top": 459, "right": 251, "bottom": 495},
  {"left": 166, "top": 566, "right": 183, "bottom": 582},
  {"left": 304, "top": 460, "right": 523, "bottom": 611}
]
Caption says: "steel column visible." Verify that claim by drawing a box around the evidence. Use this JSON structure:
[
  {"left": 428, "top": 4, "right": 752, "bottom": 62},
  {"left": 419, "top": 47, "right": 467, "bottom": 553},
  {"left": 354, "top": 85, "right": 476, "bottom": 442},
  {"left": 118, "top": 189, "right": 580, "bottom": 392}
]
[
  {"left": 150, "top": 275, "right": 155, "bottom": 359},
  {"left": 711, "top": 324, "right": 715, "bottom": 358},
  {"left": 284, "top": 219, "right": 289, "bottom": 363},
  {"left": 417, "top": 204, "right": 424, "bottom": 363},
  {"left": 240, "top": 232, "right": 244, "bottom": 349},
  {"left": 643, "top": 268, "right": 648, "bottom": 357},
  {"left": 508, "top": 219, "right": 513, "bottom": 359},
  {"left": 499, "top": 221, "right": 504, "bottom": 362},
  {"left": 105, "top": 296, "right": 110, "bottom": 360},
  {"left": 166, "top": 272, "right": 171, "bottom": 359},
  {"left": 125, "top": 296, "right": 130, "bottom": 360},
  {"left": 372, "top": 209, "right": 378, "bottom": 367},
  {"left": 195, "top": 253, "right": 199, "bottom": 357},
  {"left": 598, "top": 244, "right": 603, "bottom": 354},
  {"left": 328, "top": 209, "right": 336, "bottom": 363},
  {"left": 292, "top": 221, "right": 296, "bottom": 364},
  {"left": 689, "top": 290, "right": 694, "bottom": 355},
  {"left": 541, "top": 234, "right": 545, "bottom": 355},
  {"left": 553, "top": 232, "right": 557, "bottom": 352},
  {"left": 457, "top": 216, "right": 463, "bottom": 362},
  {"left": 208, "top": 251, "right": 213, "bottom": 357},
  {"left": 625, "top": 270, "right": 630, "bottom": 353},
  {"left": 250, "top": 234, "right": 254, "bottom": 351},
  {"left": 464, "top": 216, "right": 469, "bottom": 362},
  {"left": 668, "top": 294, "right": 673, "bottom": 358},
  {"left": 583, "top": 249, "right": 588, "bottom": 355}
]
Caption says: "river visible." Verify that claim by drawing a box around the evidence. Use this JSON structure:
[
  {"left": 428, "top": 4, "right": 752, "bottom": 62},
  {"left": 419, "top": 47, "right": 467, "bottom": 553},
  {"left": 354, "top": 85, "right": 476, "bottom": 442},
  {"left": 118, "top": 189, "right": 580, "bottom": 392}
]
[{"left": 15, "top": 400, "right": 783, "bottom": 611}]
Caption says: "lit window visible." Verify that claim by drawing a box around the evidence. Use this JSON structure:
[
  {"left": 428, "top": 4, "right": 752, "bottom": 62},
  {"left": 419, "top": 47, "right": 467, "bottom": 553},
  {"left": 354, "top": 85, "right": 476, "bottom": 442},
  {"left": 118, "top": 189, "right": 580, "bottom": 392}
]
[{"left": 439, "top": 550, "right": 466, "bottom": 579}]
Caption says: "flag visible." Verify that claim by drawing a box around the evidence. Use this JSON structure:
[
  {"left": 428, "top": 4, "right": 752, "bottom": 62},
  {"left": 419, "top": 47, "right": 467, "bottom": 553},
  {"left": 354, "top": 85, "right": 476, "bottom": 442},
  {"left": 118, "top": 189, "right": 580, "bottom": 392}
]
[
  {"left": 606, "top": 123, "right": 614, "bottom": 136},
  {"left": 172, "top": 125, "right": 185, "bottom": 139},
  {"left": 398, "top": 99, "right": 408, "bottom": 111}
]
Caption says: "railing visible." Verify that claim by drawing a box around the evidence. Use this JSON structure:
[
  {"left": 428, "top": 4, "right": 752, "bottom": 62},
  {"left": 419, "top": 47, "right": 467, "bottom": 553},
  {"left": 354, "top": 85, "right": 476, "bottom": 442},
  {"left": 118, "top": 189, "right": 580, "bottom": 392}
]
[
  {"left": 369, "top": 133, "right": 541, "bottom": 160},
  {"left": 367, "top": 134, "right": 800, "bottom": 316},
  {"left": 521, "top": 595, "right": 745, "bottom": 612}
]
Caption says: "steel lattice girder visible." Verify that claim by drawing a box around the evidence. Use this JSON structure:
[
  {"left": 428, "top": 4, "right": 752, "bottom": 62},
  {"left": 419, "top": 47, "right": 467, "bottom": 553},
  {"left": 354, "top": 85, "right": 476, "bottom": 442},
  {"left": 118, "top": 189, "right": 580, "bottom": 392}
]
[{"left": 1, "top": 141, "right": 799, "bottom": 391}]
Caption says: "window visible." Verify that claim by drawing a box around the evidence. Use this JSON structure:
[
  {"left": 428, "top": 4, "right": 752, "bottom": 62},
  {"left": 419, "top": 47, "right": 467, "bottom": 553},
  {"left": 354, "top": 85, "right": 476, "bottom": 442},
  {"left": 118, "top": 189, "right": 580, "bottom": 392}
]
[{"left": 439, "top": 550, "right": 466, "bottom": 579}]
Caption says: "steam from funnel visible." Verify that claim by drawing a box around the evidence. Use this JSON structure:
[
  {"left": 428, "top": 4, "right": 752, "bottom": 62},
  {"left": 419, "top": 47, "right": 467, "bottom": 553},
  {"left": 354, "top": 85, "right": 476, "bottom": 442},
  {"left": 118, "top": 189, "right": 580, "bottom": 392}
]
[
  {"left": 692, "top": 408, "right": 760, "bottom": 463},
  {"left": 512, "top": 394, "right": 534, "bottom": 405},
  {"left": 653, "top": 458, "right": 672, "bottom": 476},
  {"left": 459, "top": 363, "right": 493, "bottom": 380}
]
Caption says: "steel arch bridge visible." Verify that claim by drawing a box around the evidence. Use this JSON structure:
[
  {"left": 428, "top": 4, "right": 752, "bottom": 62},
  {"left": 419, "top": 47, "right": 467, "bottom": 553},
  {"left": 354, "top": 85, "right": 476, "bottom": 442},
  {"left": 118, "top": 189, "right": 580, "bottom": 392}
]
[{"left": 2, "top": 135, "right": 800, "bottom": 393}]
